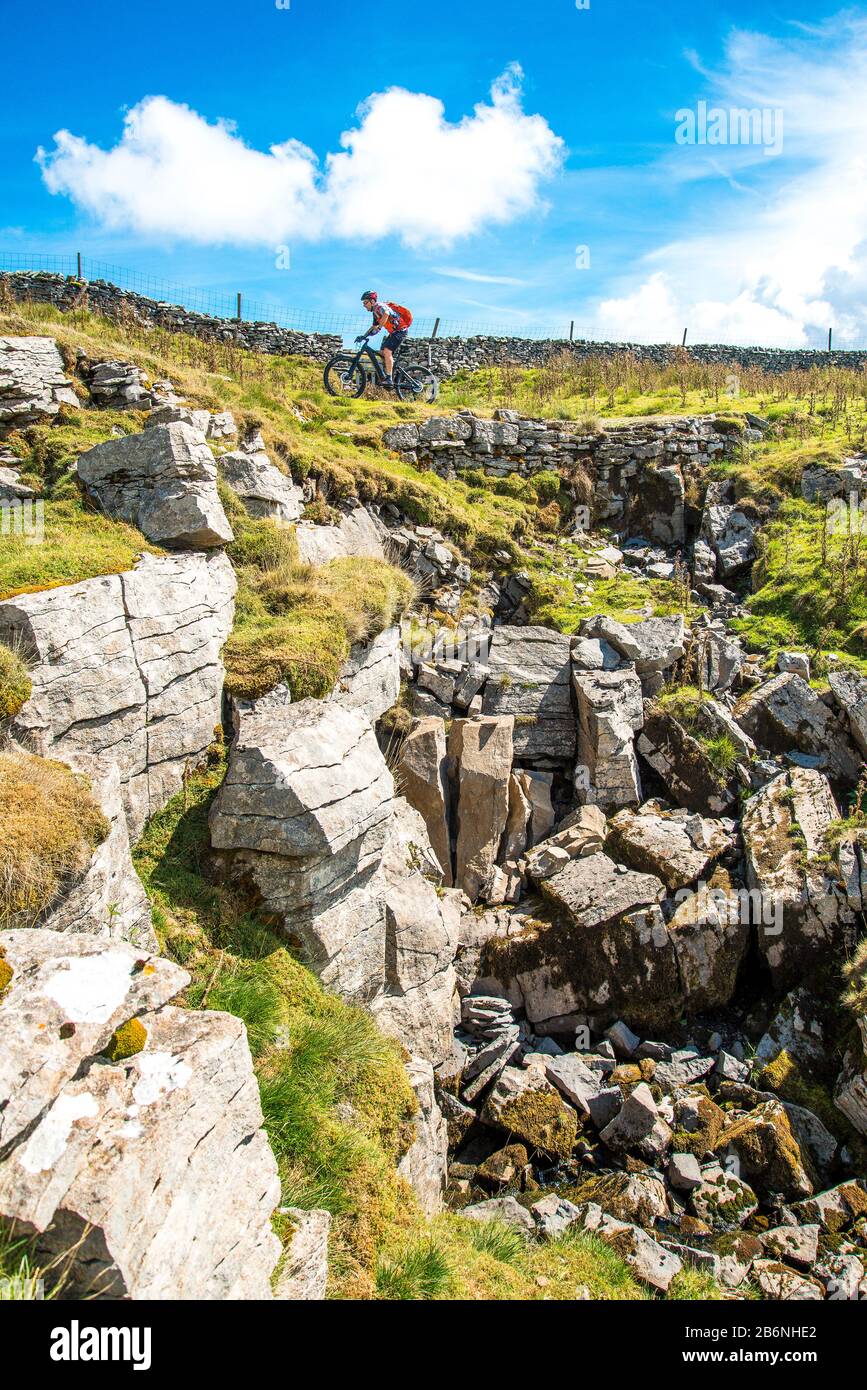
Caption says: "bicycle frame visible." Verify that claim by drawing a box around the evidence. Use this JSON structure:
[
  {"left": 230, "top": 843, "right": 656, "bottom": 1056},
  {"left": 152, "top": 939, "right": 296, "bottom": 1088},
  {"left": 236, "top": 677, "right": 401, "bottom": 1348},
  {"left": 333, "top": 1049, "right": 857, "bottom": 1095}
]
[{"left": 346, "top": 338, "right": 409, "bottom": 384}]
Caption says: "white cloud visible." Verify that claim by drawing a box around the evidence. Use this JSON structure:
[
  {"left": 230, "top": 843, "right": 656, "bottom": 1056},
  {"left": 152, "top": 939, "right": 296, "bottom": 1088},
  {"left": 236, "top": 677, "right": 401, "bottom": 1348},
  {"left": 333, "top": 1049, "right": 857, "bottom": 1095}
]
[
  {"left": 593, "top": 16, "right": 867, "bottom": 346},
  {"left": 36, "top": 68, "right": 563, "bottom": 250}
]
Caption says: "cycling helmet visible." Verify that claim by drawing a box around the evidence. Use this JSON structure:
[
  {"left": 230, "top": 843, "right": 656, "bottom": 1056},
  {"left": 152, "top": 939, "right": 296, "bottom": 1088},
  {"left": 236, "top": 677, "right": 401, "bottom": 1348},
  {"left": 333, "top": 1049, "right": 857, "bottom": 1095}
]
[{"left": 361, "top": 290, "right": 377, "bottom": 302}]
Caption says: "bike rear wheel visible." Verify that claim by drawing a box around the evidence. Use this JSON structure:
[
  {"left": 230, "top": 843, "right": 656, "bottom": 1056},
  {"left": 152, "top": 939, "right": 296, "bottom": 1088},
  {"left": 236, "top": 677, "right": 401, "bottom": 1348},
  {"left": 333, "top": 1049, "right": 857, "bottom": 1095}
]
[
  {"left": 395, "top": 364, "right": 439, "bottom": 403},
  {"left": 323, "top": 355, "right": 367, "bottom": 398}
]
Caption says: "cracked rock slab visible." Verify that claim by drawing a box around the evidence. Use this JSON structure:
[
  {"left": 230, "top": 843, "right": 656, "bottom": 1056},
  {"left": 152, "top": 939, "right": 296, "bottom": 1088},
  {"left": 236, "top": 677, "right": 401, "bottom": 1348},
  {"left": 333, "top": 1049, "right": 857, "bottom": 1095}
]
[
  {"left": 0, "top": 551, "right": 236, "bottom": 839},
  {"left": 0, "top": 931, "right": 281, "bottom": 1301}
]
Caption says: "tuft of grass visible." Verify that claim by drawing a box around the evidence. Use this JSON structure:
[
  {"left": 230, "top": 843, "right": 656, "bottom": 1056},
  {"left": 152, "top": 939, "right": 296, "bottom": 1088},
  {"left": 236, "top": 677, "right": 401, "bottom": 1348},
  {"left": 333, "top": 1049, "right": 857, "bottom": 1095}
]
[
  {"left": 375, "top": 1238, "right": 453, "bottom": 1300},
  {"left": 843, "top": 936, "right": 867, "bottom": 1021},
  {"left": 223, "top": 484, "right": 415, "bottom": 700},
  {"left": 0, "top": 1223, "right": 53, "bottom": 1300},
  {"left": 701, "top": 732, "right": 739, "bottom": 775},
  {"left": 655, "top": 684, "right": 710, "bottom": 727},
  {"left": 461, "top": 1219, "right": 528, "bottom": 1266},
  {"left": 205, "top": 961, "right": 286, "bottom": 1059},
  {"left": 0, "top": 750, "right": 109, "bottom": 926},
  {"left": 0, "top": 641, "right": 31, "bottom": 718}
]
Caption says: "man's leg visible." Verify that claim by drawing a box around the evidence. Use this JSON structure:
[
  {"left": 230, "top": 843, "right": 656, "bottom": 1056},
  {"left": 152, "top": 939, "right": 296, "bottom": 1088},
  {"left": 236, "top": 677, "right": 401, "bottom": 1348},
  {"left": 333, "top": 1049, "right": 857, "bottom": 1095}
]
[{"left": 382, "top": 346, "right": 394, "bottom": 381}]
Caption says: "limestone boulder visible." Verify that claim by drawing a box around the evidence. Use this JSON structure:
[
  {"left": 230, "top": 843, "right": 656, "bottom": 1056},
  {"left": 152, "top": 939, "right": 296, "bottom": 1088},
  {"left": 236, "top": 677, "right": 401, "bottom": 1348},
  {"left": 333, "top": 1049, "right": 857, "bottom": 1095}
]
[
  {"left": 35, "top": 762, "right": 156, "bottom": 952},
  {"left": 86, "top": 358, "right": 154, "bottom": 409},
  {"left": 295, "top": 504, "right": 387, "bottom": 565},
  {"left": 828, "top": 667, "right": 867, "bottom": 759},
  {"left": 736, "top": 673, "right": 860, "bottom": 783},
  {"left": 689, "top": 1165, "right": 759, "bottom": 1232},
  {"left": 606, "top": 802, "right": 734, "bottom": 892},
  {"left": 834, "top": 1020, "right": 867, "bottom": 1138},
  {"left": 397, "top": 716, "right": 451, "bottom": 882},
  {"left": 742, "top": 769, "right": 854, "bottom": 988},
  {"left": 637, "top": 705, "right": 737, "bottom": 815},
  {"left": 523, "top": 805, "right": 606, "bottom": 881},
  {"left": 482, "top": 626, "right": 575, "bottom": 764},
  {"left": 0, "top": 551, "right": 236, "bottom": 839},
  {"left": 717, "top": 1101, "right": 816, "bottom": 1200},
  {"left": 590, "top": 1212, "right": 683, "bottom": 1291},
  {"left": 666, "top": 879, "right": 750, "bottom": 1013},
  {"left": 696, "top": 627, "right": 743, "bottom": 693},
  {"left": 572, "top": 667, "right": 643, "bottom": 811},
  {"left": 396, "top": 1057, "right": 448, "bottom": 1216},
  {"left": 579, "top": 614, "right": 685, "bottom": 686},
  {"left": 751, "top": 1261, "right": 824, "bottom": 1301},
  {"left": 327, "top": 625, "right": 401, "bottom": 725},
  {"left": 0, "top": 336, "right": 79, "bottom": 428},
  {"left": 219, "top": 445, "right": 303, "bottom": 521},
  {"left": 702, "top": 498, "right": 757, "bottom": 578},
  {"left": 77, "top": 422, "right": 233, "bottom": 549},
  {"left": 480, "top": 1063, "right": 578, "bottom": 1160},
  {"left": 453, "top": 716, "right": 514, "bottom": 902},
  {"left": 0, "top": 930, "right": 281, "bottom": 1299},
  {"left": 210, "top": 693, "right": 457, "bottom": 1065},
  {"left": 493, "top": 853, "right": 676, "bottom": 1031},
  {"left": 274, "top": 1208, "right": 330, "bottom": 1300}
]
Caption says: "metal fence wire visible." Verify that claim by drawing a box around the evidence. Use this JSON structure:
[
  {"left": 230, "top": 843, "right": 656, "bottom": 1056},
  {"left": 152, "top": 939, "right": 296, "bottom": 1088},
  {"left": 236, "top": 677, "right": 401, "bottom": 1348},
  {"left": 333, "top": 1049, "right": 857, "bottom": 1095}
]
[{"left": 1, "top": 249, "right": 865, "bottom": 351}]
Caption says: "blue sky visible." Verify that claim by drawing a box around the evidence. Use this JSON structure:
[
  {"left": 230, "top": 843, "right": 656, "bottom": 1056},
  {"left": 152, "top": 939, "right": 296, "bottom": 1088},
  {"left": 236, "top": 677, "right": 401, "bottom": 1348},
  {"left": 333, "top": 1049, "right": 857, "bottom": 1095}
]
[{"left": 2, "top": 0, "right": 866, "bottom": 345}]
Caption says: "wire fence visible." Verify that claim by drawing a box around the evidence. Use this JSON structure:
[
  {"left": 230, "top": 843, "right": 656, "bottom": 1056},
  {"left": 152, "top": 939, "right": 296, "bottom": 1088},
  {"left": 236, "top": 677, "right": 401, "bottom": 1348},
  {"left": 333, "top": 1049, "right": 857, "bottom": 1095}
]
[
  {"left": 0, "top": 250, "right": 587, "bottom": 341},
  {"left": 2, "top": 249, "right": 866, "bottom": 351}
]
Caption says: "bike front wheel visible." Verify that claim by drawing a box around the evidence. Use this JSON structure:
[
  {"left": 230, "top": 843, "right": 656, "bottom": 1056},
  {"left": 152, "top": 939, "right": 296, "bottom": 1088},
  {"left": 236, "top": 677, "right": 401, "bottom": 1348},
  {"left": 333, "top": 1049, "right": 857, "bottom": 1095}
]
[
  {"left": 323, "top": 355, "right": 367, "bottom": 398},
  {"left": 395, "top": 364, "right": 440, "bottom": 403}
]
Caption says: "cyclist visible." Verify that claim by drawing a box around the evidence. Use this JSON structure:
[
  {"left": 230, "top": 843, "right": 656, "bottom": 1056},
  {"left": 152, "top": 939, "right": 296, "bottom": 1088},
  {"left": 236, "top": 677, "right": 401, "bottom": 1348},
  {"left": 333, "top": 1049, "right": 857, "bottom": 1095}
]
[{"left": 357, "top": 291, "right": 413, "bottom": 388}]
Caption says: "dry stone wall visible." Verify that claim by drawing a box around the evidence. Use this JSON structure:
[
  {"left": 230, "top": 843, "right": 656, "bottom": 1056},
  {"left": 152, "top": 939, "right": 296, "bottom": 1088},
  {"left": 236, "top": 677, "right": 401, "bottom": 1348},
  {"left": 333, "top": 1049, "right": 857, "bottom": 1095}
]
[
  {"left": 384, "top": 411, "right": 743, "bottom": 542},
  {"left": 5, "top": 272, "right": 866, "bottom": 374}
]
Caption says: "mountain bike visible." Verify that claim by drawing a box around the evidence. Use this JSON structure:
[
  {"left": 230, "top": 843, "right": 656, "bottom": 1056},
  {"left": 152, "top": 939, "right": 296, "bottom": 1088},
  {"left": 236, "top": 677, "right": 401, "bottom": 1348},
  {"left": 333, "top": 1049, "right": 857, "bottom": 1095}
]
[{"left": 323, "top": 338, "right": 439, "bottom": 402}]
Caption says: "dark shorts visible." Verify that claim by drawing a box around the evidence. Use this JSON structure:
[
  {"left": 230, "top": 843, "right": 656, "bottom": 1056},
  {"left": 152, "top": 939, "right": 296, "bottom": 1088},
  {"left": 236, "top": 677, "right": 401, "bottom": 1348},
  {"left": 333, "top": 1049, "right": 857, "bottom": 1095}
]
[{"left": 382, "top": 329, "right": 408, "bottom": 354}]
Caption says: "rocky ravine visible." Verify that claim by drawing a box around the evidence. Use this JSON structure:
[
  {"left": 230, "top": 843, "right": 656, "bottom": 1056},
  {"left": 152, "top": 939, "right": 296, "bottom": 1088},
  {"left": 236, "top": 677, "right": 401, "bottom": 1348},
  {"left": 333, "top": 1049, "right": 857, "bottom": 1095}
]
[{"left": 1, "top": 335, "right": 867, "bottom": 1300}]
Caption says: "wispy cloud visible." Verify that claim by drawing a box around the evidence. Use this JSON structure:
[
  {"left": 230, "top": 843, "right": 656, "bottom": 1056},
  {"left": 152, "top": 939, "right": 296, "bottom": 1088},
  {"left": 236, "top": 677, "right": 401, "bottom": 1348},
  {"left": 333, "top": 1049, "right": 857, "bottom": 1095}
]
[
  {"left": 433, "top": 267, "right": 531, "bottom": 286},
  {"left": 37, "top": 67, "right": 564, "bottom": 251},
  {"left": 593, "top": 14, "right": 867, "bottom": 345}
]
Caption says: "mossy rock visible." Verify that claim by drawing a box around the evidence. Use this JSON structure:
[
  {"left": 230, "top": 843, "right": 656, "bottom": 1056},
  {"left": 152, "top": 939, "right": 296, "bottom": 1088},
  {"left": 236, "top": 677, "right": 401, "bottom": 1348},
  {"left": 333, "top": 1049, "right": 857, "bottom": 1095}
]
[
  {"left": 102, "top": 1017, "right": 148, "bottom": 1062},
  {"left": 498, "top": 1088, "right": 578, "bottom": 1161},
  {"left": 717, "top": 1101, "right": 817, "bottom": 1200},
  {"left": 0, "top": 950, "right": 12, "bottom": 997},
  {"left": 671, "top": 1097, "right": 725, "bottom": 1158}
]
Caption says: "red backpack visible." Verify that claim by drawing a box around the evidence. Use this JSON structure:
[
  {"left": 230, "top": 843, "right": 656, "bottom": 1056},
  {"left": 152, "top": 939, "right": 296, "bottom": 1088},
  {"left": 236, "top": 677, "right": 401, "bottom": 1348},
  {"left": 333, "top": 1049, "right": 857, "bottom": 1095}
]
[{"left": 387, "top": 302, "right": 413, "bottom": 331}]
